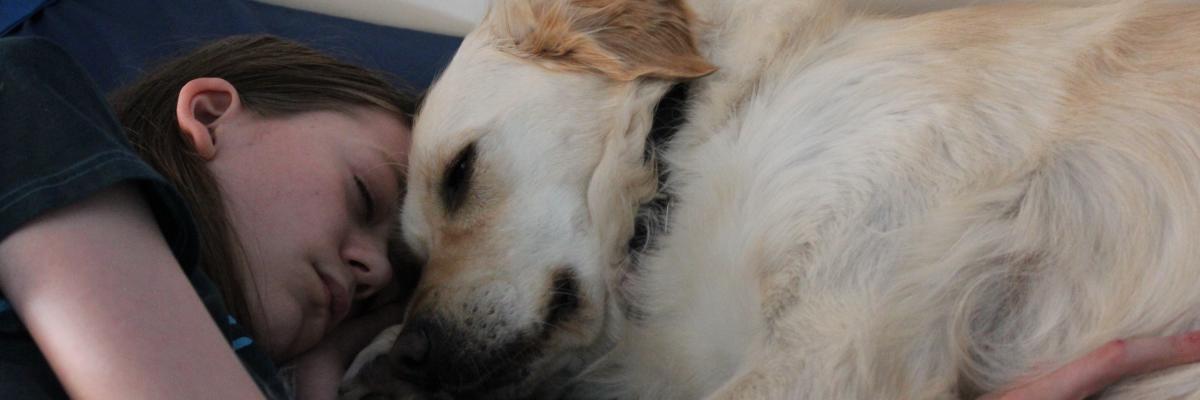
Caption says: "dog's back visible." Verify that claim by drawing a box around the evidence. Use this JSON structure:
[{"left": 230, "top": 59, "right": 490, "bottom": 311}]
[{"left": 596, "top": 1, "right": 1200, "bottom": 398}]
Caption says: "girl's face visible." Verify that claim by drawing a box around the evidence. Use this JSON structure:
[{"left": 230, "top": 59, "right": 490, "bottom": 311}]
[
  {"left": 210, "top": 109, "right": 410, "bottom": 360},
  {"left": 176, "top": 78, "right": 411, "bottom": 360}
]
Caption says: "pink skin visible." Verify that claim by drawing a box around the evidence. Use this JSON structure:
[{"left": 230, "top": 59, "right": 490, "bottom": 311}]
[
  {"left": 176, "top": 78, "right": 410, "bottom": 362},
  {"left": 984, "top": 330, "right": 1200, "bottom": 400}
]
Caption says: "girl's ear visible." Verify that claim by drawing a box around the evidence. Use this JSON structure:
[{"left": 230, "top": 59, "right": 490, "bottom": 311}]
[{"left": 175, "top": 78, "right": 242, "bottom": 160}]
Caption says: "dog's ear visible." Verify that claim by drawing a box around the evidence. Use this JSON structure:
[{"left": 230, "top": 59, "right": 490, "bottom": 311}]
[{"left": 488, "top": 0, "right": 717, "bottom": 81}]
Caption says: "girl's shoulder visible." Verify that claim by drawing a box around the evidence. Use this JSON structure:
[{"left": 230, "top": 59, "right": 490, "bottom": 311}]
[{"left": 0, "top": 37, "right": 198, "bottom": 269}]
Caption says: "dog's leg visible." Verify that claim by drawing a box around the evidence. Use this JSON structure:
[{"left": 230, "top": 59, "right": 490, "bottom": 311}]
[
  {"left": 871, "top": 146, "right": 1200, "bottom": 398},
  {"left": 702, "top": 130, "right": 1200, "bottom": 400},
  {"left": 700, "top": 355, "right": 797, "bottom": 400},
  {"left": 699, "top": 327, "right": 959, "bottom": 400}
]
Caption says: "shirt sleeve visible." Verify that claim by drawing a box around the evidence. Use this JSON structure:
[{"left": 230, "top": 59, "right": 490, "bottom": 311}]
[{"left": 0, "top": 36, "right": 198, "bottom": 271}]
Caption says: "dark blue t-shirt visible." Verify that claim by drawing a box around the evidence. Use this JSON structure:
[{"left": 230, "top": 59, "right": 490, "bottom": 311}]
[{"left": 0, "top": 36, "right": 287, "bottom": 399}]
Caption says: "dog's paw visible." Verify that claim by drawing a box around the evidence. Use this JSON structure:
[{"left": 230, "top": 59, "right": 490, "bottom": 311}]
[
  {"left": 338, "top": 349, "right": 440, "bottom": 400},
  {"left": 344, "top": 324, "right": 405, "bottom": 381},
  {"left": 338, "top": 324, "right": 449, "bottom": 400}
]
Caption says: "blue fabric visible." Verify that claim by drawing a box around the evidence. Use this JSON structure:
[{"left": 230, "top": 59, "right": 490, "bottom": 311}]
[
  {"left": 3, "top": 0, "right": 461, "bottom": 93},
  {"left": 0, "top": 0, "right": 50, "bottom": 36}
]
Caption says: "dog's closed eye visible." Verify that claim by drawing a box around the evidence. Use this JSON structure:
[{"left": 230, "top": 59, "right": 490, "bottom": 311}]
[
  {"left": 546, "top": 268, "right": 580, "bottom": 327},
  {"left": 442, "top": 143, "right": 476, "bottom": 213}
]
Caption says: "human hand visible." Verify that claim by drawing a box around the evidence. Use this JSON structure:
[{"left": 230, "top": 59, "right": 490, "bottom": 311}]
[{"left": 982, "top": 330, "right": 1200, "bottom": 400}]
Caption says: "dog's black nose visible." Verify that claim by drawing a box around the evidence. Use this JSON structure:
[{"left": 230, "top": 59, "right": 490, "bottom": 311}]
[
  {"left": 387, "top": 314, "right": 534, "bottom": 393},
  {"left": 393, "top": 327, "right": 430, "bottom": 366},
  {"left": 390, "top": 324, "right": 431, "bottom": 384}
]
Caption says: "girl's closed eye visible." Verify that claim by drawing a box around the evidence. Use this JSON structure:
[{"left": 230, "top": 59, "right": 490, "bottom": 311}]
[{"left": 354, "top": 176, "right": 376, "bottom": 221}]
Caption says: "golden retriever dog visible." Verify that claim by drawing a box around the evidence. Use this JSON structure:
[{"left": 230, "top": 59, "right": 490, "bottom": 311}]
[{"left": 344, "top": 0, "right": 1200, "bottom": 398}]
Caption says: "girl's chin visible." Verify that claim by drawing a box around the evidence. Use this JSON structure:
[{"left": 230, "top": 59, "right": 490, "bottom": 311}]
[{"left": 271, "top": 322, "right": 326, "bottom": 362}]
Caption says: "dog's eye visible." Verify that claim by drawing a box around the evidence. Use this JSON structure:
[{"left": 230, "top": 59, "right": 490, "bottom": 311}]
[
  {"left": 442, "top": 143, "right": 476, "bottom": 212},
  {"left": 546, "top": 269, "right": 580, "bottom": 326}
]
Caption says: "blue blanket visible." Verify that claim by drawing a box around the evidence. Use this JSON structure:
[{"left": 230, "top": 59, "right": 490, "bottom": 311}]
[{"left": 2, "top": 0, "right": 462, "bottom": 92}]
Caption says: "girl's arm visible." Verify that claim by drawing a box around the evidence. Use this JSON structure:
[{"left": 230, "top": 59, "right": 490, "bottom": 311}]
[
  {"left": 986, "top": 330, "right": 1200, "bottom": 400},
  {"left": 0, "top": 184, "right": 265, "bottom": 399}
]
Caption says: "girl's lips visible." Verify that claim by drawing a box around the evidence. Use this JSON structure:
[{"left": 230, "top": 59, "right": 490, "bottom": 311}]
[{"left": 319, "top": 272, "right": 351, "bottom": 329}]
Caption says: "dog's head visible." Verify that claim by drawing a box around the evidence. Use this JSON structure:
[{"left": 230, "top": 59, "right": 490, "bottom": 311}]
[{"left": 390, "top": 0, "right": 714, "bottom": 397}]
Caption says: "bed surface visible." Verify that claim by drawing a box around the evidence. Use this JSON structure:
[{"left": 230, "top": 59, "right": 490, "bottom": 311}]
[
  {"left": 253, "top": 0, "right": 487, "bottom": 37},
  {"left": 2, "top": 0, "right": 464, "bottom": 93}
]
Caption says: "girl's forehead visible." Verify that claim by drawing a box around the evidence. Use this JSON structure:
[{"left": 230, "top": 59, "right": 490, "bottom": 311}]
[
  {"left": 260, "top": 108, "right": 411, "bottom": 169},
  {"left": 314, "top": 108, "right": 410, "bottom": 150},
  {"left": 337, "top": 109, "right": 412, "bottom": 174}
]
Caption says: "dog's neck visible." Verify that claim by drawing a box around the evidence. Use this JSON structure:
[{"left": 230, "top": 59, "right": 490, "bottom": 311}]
[
  {"left": 621, "top": 1, "right": 844, "bottom": 271},
  {"left": 671, "top": 0, "right": 847, "bottom": 147}
]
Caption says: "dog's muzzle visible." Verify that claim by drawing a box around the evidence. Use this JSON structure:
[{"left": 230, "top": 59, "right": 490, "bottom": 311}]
[{"left": 389, "top": 315, "right": 541, "bottom": 397}]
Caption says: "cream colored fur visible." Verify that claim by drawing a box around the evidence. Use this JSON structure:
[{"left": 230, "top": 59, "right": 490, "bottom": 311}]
[{"left": 345, "top": 0, "right": 1200, "bottom": 398}]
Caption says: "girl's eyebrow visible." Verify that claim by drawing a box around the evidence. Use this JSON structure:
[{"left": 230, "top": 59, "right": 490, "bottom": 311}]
[
  {"left": 376, "top": 146, "right": 406, "bottom": 181},
  {"left": 361, "top": 145, "right": 407, "bottom": 195},
  {"left": 390, "top": 161, "right": 406, "bottom": 188},
  {"left": 382, "top": 155, "right": 407, "bottom": 202}
]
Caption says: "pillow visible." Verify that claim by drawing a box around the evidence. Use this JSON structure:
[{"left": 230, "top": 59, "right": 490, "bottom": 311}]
[{"left": 3, "top": 0, "right": 462, "bottom": 93}]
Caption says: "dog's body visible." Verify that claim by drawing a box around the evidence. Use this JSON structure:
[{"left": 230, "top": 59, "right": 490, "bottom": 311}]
[
  {"left": 582, "top": 2, "right": 1200, "bottom": 398},
  {"left": 347, "top": 0, "right": 1200, "bottom": 398}
]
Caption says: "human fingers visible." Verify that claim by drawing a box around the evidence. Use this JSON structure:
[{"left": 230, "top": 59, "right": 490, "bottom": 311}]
[{"left": 985, "top": 330, "right": 1200, "bottom": 400}]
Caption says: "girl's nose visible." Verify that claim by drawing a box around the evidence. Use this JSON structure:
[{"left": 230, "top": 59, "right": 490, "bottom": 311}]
[{"left": 343, "top": 232, "right": 394, "bottom": 301}]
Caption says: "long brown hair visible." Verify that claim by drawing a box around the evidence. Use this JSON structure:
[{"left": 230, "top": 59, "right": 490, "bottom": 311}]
[{"left": 108, "top": 35, "right": 416, "bottom": 342}]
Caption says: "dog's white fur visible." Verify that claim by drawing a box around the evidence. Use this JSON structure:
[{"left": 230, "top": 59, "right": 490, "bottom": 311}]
[{"left": 349, "top": 0, "right": 1200, "bottom": 398}]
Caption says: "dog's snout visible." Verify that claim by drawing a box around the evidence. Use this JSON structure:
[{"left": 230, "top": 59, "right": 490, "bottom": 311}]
[{"left": 385, "top": 311, "right": 544, "bottom": 393}]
